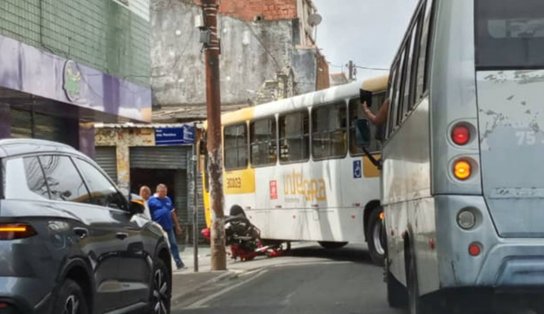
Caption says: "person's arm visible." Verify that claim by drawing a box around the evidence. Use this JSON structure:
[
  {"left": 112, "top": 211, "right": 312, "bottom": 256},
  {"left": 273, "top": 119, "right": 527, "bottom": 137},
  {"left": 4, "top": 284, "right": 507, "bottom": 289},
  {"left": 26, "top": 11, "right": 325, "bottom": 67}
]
[
  {"left": 363, "top": 99, "right": 389, "bottom": 126},
  {"left": 171, "top": 209, "right": 182, "bottom": 235}
]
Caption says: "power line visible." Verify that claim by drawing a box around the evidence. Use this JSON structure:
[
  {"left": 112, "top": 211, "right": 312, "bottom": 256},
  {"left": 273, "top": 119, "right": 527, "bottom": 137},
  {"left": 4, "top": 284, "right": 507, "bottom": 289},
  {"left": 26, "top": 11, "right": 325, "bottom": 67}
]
[{"left": 354, "top": 65, "right": 389, "bottom": 71}]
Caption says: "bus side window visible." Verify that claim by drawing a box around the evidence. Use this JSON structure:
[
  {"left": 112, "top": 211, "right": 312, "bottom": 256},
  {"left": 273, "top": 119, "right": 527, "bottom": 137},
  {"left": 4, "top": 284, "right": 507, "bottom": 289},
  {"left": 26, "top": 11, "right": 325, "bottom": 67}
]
[
  {"left": 386, "top": 0, "right": 432, "bottom": 138},
  {"left": 387, "top": 62, "right": 401, "bottom": 138},
  {"left": 349, "top": 98, "right": 381, "bottom": 155},
  {"left": 250, "top": 117, "right": 277, "bottom": 167},
  {"left": 312, "top": 102, "right": 347, "bottom": 160},
  {"left": 224, "top": 123, "right": 248, "bottom": 170},
  {"left": 279, "top": 110, "right": 309, "bottom": 163},
  {"left": 416, "top": 0, "right": 434, "bottom": 100}
]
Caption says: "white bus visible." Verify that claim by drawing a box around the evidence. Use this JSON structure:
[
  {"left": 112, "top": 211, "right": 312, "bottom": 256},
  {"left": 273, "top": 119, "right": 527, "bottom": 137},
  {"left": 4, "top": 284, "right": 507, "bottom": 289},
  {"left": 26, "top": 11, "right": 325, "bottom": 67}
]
[
  {"left": 357, "top": 0, "right": 544, "bottom": 313},
  {"left": 200, "top": 76, "right": 389, "bottom": 265}
]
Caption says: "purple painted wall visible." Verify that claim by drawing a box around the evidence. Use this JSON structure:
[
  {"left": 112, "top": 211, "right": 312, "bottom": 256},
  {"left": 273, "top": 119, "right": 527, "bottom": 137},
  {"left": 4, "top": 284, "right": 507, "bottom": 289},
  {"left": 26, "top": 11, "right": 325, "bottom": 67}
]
[{"left": 0, "top": 35, "right": 152, "bottom": 122}]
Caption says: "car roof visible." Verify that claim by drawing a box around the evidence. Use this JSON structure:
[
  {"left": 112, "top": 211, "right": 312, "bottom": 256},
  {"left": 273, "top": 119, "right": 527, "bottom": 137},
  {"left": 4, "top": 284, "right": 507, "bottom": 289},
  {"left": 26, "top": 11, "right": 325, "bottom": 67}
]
[{"left": 0, "top": 139, "right": 84, "bottom": 158}]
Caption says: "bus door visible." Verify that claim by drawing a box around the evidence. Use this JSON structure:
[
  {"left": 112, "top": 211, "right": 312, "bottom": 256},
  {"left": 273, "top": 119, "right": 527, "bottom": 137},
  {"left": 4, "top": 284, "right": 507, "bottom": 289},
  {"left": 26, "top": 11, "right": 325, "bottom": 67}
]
[{"left": 475, "top": 0, "right": 544, "bottom": 237}]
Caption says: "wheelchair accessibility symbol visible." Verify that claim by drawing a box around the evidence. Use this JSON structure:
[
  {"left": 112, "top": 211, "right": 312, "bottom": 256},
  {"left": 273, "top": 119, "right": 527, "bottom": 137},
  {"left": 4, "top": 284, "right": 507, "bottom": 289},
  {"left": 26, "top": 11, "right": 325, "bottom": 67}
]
[{"left": 353, "top": 160, "right": 362, "bottom": 179}]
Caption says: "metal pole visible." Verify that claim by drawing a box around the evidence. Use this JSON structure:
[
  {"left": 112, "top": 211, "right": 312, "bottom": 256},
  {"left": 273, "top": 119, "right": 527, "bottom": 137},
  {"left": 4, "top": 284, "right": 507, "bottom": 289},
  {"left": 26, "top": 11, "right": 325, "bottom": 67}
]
[
  {"left": 192, "top": 127, "right": 199, "bottom": 272},
  {"left": 202, "top": 0, "right": 226, "bottom": 270},
  {"left": 348, "top": 60, "right": 354, "bottom": 81}
]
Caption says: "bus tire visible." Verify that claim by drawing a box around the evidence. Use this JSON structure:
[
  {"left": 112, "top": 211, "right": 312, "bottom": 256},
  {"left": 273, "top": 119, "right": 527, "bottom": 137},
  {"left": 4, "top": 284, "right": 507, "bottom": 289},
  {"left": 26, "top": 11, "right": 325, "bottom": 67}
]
[
  {"left": 386, "top": 265, "right": 407, "bottom": 308},
  {"left": 318, "top": 241, "right": 348, "bottom": 249},
  {"left": 406, "top": 247, "right": 436, "bottom": 314},
  {"left": 367, "top": 207, "right": 386, "bottom": 266}
]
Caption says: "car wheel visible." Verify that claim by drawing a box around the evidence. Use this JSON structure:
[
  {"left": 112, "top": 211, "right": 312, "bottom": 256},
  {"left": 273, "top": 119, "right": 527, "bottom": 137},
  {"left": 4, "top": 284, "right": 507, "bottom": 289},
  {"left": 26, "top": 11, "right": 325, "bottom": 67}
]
[
  {"left": 151, "top": 258, "right": 171, "bottom": 314},
  {"left": 367, "top": 207, "right": 386, "bottom": 266},
  {"left": 52, "top": 279, "right": 89, "bottom": 314}
]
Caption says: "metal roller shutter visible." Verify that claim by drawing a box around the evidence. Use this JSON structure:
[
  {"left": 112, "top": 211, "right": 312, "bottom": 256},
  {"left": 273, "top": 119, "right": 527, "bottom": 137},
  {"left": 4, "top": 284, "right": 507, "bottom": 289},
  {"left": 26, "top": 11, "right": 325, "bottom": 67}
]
[
  {"left": 9, "top": 109, "right": 32, "bottom": 138},
  {"left": 94, "top": 146, "right": 118, "bottom": 184},
  {"left": 174, "top": 169, "right": 188, "bottom": 223},
  {"left": 10, "top": 108, "right": 77, "bottom": 146},
  {"left": 130, "top": 146, "right": 190, "bottom": 169}
]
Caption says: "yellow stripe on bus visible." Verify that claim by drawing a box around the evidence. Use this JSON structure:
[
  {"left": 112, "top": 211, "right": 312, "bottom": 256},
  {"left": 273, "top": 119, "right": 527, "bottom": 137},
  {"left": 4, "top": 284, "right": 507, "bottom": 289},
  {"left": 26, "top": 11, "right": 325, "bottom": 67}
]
[
  {"left": 363, "top": 154, "right": 381, "bottom": 178},
  {"left": 361, "top": 75, "right": 389, "bottom": 93},
  {"left": 222, "top": 107, "right": 255, "bottom": 125},
  {"left": 224, "top": 168, "right": 256, "bottom": 194}
]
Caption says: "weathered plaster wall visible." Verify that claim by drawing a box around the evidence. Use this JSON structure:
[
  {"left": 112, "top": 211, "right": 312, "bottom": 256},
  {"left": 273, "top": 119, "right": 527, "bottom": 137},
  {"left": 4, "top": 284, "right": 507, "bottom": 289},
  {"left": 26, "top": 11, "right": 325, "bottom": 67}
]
[
  {"left": 151, "top": 0, "right": 322, "bottom": 114},
  {"left": 95, "top": 127, "right": 155, "bottom": 194}
]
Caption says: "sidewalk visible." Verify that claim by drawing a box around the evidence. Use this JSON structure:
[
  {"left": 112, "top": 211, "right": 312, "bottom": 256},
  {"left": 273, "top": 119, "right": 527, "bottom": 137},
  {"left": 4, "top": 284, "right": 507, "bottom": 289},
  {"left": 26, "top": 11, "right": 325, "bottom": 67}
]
[
  {"left": 169, "top": 242, "right": 316, "bottom": 306},
  {"left": 170, "top": 244, "right": 236, "bottom": 307}
]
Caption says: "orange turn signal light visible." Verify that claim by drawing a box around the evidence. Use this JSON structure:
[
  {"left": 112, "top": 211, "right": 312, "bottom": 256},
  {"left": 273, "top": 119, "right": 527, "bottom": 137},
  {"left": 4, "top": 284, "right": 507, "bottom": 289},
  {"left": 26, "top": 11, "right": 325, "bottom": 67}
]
[
  {"left": 0, "top": 226, "right": 28, "bottom": 232},
  {"left": 453, "top": 160, "right": 471, "bottom": 180},
  {"left": 0, "top": 224, "right": 36, "bottom": 240},
  {"left": 379, "top": 211, "right": 385, "bottom": 221}
]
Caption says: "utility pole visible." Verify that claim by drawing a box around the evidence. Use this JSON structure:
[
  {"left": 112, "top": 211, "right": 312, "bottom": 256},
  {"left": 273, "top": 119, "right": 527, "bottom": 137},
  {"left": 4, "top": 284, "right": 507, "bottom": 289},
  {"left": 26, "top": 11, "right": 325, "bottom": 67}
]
[
  {"left": 347, "top": 60, "right": 354, "bottom": 81},
  {"left": 201, "top": 0, "right": 226, "bottom": 270}
]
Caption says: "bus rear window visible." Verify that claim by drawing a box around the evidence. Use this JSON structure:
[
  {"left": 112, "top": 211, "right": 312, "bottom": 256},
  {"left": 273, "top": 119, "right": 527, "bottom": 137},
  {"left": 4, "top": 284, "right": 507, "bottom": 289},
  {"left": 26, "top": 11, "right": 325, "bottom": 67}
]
[{"left": 476, "top": 0, "right": 544, "bottom": 69}]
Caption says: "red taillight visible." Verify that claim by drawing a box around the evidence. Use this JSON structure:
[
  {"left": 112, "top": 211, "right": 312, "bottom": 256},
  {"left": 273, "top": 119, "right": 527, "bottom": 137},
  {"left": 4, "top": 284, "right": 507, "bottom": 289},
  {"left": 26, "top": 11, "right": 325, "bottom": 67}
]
[
  {"left": 0, "top": 224, "right": 37, "bottom": 240},
  {"left": 0, "top": 302, "right": 8, "bottom": 309},
  {"left": 452, "top": 124, "right": 470, "bottom": 145},
  {"left": 468, "top": 242, "right": 482, "bottom": 257}
]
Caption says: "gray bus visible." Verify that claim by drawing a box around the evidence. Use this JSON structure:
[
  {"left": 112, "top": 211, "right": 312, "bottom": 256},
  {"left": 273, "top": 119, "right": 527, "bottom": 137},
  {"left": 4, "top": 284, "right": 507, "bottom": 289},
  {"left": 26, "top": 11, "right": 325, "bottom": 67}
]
[{"left": 358, "top": 0, "right": 544, "bottom": 313}]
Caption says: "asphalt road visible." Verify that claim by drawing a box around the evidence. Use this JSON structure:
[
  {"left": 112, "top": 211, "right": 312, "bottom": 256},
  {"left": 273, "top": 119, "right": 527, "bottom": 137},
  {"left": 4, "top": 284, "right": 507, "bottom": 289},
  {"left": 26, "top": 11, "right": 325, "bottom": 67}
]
[
  {"left": 172, "top": 244, "right": 540, "bottom": 314},
  {"left": 173, "top": 244, "right": 404, "bottom": 314}
]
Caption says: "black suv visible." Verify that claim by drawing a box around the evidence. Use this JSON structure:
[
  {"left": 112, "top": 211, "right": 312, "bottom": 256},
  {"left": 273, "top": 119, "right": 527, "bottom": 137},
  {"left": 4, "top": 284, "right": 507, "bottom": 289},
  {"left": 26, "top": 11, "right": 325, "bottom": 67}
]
[{"left": 0, "top": 139, "right": 171, "bottom": 314}]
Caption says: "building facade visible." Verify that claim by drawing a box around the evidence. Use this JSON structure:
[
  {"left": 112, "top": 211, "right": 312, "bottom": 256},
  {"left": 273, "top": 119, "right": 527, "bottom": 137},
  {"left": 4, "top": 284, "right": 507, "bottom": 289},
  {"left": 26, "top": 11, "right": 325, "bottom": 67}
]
[
  {"left": 0, "top": 0, "right": 152, "bottom": 156},
  {"left": 95, "top": 123, "right": 204, "bottom": 242},
  {"left": 151, "top": 0, "right": 330, "bottom": 122}
]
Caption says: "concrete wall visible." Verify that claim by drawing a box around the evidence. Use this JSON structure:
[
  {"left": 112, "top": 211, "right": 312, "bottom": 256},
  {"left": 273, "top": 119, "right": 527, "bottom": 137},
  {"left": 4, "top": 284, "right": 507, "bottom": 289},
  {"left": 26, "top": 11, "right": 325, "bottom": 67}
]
[
  {"left": 151, "top": 0, "right": 325, "bottom": 115},
  {"left": 0, "top": 0, "right": 150, "bottom": 86}
]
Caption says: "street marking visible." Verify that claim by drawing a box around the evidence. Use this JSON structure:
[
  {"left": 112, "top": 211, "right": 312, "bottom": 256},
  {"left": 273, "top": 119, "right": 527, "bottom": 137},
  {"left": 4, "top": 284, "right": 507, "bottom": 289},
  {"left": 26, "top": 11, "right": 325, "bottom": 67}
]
[{"left": 183, "top": 268, "right": 269, "bottom": 309}]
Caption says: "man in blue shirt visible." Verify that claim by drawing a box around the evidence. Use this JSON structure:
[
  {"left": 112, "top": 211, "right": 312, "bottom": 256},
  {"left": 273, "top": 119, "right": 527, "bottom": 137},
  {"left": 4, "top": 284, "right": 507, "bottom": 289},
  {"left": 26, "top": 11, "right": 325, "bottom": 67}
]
[{"left": 148, "top": 183, "right": 185, "bottom": 269}]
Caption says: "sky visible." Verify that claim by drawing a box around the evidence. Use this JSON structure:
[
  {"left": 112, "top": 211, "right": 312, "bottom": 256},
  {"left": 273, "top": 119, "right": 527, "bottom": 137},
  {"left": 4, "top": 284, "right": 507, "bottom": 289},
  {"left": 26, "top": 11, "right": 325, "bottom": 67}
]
[{"left": 312, "top": 0, "right": 419, "bottom": 81}]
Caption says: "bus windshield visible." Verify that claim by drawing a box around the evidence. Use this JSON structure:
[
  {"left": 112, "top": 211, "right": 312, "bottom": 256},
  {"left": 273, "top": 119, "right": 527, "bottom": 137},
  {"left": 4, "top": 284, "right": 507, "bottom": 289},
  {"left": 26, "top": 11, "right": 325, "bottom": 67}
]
[{"left": 476, "top": 0, "right": 544, "bottom": 69}]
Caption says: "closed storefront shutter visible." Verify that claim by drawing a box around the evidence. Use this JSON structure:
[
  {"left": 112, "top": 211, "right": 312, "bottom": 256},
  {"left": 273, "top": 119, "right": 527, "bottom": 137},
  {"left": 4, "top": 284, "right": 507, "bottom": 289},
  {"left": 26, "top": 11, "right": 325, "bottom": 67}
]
[
  {"left": 130, "top": 146, "right": 190, "bottom": 169},
  {"left": 10, "top": 109, "right": 32, "bottom": 138},
  {"left": 94, "top": 146, "right": 118, "bottom": 184},
  {"left": 174, "top": 170, "right": 188, "bottom": 223},
  {"left": 10, "top": 108, "right": 77, "bottom": 146}
]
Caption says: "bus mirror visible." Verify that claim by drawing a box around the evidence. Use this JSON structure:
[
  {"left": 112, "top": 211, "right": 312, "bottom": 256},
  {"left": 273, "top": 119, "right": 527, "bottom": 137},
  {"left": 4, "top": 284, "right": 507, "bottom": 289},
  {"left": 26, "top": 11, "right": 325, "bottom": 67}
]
[
  {"left": 360, "top": 89, "right": 373, "bottom": 107},
  {"left": 355, "top": 119, "right": 371, "bottom": 148}
]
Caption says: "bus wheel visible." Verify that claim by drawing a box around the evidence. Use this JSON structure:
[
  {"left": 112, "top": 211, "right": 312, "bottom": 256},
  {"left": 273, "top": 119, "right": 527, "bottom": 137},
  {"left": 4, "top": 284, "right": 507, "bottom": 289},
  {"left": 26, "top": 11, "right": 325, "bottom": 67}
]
[
  {"left": 367, "top": 208, "right": 386, "bottom": 266},
  {"left": 318, "top": 241, "right": 348, "bottom": 249},
  {"left": 386, "top": 263, "right": 407, "bottom": 308},
  {"left": 406, "top": 248, "right": 436, "bottom": 314}
]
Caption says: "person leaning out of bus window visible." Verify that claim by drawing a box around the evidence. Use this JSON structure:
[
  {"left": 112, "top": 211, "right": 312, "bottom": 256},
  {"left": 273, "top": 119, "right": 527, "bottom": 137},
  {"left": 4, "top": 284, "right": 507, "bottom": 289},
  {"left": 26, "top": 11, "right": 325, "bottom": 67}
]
[{"left": 363, "top": 98, "right": 390, "bottom": 126}]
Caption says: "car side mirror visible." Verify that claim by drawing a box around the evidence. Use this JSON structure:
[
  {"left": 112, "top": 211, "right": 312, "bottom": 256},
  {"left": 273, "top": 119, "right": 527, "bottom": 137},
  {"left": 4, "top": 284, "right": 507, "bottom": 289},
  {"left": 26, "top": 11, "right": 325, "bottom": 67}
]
[
  {"left": 355, "top": 118, "right": 372, "bottom": 148},
  {"left": 128, "top": 193, "right": 145, "bottom": 215}
]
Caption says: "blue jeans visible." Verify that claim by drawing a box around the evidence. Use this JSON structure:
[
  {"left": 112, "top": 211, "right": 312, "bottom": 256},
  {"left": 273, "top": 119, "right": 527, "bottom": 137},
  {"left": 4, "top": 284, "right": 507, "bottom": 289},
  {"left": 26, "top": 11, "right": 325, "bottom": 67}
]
[{"left": 166, "top": 228, "right": 183, "bottom": 267}]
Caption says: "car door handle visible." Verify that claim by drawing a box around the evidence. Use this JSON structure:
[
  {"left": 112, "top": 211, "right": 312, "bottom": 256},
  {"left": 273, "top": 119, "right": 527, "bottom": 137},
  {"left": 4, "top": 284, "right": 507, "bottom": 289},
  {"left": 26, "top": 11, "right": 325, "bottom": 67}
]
[
  {"left": 73, "top": 227, "right": 88, "bottom": 239},
  {"left": 116, "top": 232, "right": 129, "bottom": 240}
]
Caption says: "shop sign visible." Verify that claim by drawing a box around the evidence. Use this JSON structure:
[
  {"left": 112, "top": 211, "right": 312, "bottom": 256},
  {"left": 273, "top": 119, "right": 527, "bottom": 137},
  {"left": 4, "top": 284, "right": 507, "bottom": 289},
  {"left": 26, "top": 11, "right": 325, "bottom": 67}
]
[{"left": 155, "top": 126, "right": 194, "bottom": 145}]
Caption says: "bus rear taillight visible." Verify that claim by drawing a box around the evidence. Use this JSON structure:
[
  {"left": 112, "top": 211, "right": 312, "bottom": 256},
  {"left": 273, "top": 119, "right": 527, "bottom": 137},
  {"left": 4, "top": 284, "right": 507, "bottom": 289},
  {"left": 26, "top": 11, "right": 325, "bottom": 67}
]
[
  {"left": 468, "top": 242, "right": 482, "bottom": 257},
  {"left": 453, "top": 160, "right": 472, "bottom": 180},
  {"left": 451, "top": 124, "right": 470, "bottom": 145}
]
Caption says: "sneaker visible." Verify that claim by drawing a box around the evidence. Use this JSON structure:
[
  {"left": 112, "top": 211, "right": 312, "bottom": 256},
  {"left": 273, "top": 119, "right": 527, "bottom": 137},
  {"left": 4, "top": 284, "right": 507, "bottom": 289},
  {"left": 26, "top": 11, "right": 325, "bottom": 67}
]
[{"left": 176, "top": 263, "right": 187, "bottom": 270}]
